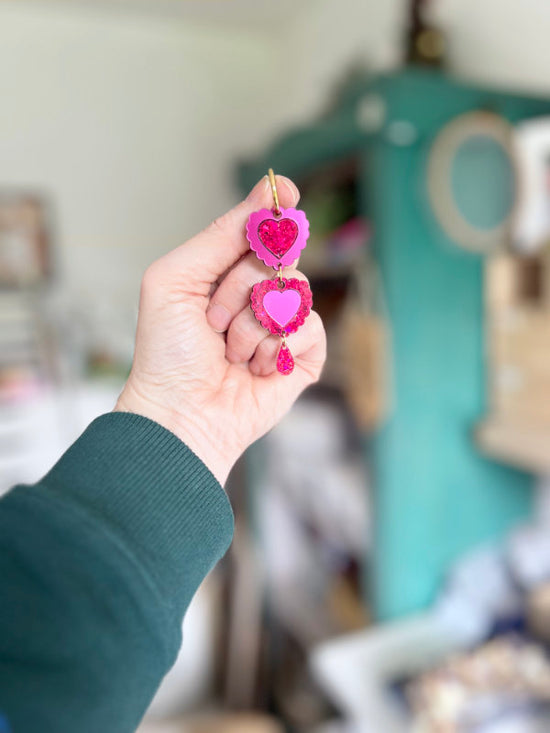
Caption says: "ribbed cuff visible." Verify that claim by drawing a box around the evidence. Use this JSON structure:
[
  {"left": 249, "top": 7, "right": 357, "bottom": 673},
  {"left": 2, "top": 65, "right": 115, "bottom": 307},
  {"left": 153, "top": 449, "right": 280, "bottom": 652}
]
[{"left": 37, "top": 412, "right": 234, "bottom": 614}]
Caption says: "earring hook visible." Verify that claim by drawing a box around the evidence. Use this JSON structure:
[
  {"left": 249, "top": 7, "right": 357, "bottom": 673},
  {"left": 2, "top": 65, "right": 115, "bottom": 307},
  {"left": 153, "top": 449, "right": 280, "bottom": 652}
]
[{"left": 268, "top": 168, "right": 281, "bottom": 216}]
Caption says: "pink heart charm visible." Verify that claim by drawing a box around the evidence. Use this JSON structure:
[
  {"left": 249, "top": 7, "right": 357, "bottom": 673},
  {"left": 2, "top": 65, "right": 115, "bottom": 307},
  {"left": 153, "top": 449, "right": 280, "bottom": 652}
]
[
  {"left": 246, "top": 207, "right": 309, "bottom": 270},
  {"left": 250, "top": 277, "right": 313, "bottom": 335},
  {"left": 263, "top": 289, "right": 301, "bottom": 326},
  {"left": 258, "top": 218, "right": 298, "bottom": 257}
]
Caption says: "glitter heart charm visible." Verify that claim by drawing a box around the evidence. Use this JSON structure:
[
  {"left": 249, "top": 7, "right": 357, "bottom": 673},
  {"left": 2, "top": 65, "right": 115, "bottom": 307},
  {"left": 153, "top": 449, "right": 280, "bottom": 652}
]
[
  {"left": 246, "top": 169, "right": 316, "bottom": 375},
  {"left": 250, "top": 277, "right": 313, "bottom": 336},
  {"left": 246, "top": 207, "right": 310, "bottom": 269}
]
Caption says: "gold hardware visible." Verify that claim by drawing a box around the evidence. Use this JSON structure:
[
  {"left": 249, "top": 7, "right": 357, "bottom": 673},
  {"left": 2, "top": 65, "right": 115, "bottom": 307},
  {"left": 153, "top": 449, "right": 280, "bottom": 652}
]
[{"left": 268, "top": 168, "right": 281, "bottom": 215}]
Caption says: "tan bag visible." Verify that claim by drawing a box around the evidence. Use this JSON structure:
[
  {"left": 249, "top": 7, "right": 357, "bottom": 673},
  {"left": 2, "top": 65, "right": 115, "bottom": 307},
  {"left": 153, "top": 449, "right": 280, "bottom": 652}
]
[{"left": 340, "top": 261, "right": 392, "bottom": 431}]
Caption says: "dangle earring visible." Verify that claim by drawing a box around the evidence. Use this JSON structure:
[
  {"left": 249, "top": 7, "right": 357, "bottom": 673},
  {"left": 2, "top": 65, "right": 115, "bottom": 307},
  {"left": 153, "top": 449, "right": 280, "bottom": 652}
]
[{"left": 246, "top": 169, "right": 313, "bottom": 375}]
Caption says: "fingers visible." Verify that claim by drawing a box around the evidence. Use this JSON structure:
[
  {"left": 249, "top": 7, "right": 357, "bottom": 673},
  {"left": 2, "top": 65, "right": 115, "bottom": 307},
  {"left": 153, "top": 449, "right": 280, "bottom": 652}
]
[
  {"left": 207, "top": 254, "right": 302, "bottom": 333},
  {"left": 155, "top": 175, "right": 300, "bottom": 292},
  {"left": 206, "top": 252, "right": 273, "bottom": 333},
  {"left": 250, "top": 313, "right": 327, "bottom": 413},
  {"left": 224, "top": 269, "right": 310, "bottom": 362}
]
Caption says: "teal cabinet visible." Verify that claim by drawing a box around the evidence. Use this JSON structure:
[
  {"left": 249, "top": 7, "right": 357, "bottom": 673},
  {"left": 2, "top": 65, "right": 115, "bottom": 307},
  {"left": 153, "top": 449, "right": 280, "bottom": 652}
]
[{"left": 238, "top": 69, "right": 550, "bottom": 620}]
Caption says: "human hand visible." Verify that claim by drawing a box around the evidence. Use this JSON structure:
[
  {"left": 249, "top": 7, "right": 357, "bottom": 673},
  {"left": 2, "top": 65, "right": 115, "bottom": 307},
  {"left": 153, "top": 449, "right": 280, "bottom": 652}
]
[{"left": 115, "top": 176, "right": 326, "bottom": 484}]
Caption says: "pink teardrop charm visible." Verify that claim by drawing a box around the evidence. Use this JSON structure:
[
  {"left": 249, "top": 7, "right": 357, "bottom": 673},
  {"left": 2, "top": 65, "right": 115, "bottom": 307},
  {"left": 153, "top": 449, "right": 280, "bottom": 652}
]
[{"left": 277, "top": 343, "right": 294, "bottom": 375}]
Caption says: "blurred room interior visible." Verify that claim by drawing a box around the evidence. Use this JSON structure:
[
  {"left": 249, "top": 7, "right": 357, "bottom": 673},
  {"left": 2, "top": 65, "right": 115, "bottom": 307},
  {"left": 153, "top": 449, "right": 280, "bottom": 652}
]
[{"left": 4, "top": 0, "right": 550, "bottom": 731}]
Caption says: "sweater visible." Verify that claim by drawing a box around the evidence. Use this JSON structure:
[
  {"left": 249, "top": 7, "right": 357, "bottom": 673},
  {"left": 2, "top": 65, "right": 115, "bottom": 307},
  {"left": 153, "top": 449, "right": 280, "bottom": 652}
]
[{"left": 0, "top": 412, "right": 235, "bottom": 733}]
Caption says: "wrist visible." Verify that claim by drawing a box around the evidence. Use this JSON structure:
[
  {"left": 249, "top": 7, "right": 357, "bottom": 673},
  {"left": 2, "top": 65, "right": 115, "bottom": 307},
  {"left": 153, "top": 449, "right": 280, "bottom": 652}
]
[{"left": 114, "top": 383, "right": 236, "bottom": 486}]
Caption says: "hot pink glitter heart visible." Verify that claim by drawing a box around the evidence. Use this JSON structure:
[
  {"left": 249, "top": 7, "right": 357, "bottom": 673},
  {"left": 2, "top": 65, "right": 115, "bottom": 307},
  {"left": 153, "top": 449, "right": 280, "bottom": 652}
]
[
  {"left": 258, "top": 218, "right": 298, "bottom": 258},
  {"left": 263, "top": 289, "right": 301, "bottom": 326},
  {"left": 250, "top": 277, "right": 312, "bottom": 336},
  {"left": 246, "top": 207, "right": 309, "bottom": 270}
]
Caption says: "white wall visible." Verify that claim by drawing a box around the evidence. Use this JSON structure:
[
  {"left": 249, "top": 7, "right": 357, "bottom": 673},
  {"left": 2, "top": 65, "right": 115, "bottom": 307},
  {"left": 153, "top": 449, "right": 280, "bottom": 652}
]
[
  {"left": 284, "top": 0, "right": 550, "bottom": 126},
  {"left": 2, "top": 0, "right": 550, "bottom": 325},
  {"left": 435, "top": 0, "right": 550, "bottom": 95},
  {"left": 278, "top": 0, "right": 407, "bottom": 125},
  {"left": 0, "top": 2, "right": 281, "bottom": 315}
]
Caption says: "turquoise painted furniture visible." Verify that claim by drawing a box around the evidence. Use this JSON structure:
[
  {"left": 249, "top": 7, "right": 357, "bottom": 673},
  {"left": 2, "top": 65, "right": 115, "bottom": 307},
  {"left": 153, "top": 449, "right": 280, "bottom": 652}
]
[{"left": 238, "top": 68, "right": 550, "bottom": 620}]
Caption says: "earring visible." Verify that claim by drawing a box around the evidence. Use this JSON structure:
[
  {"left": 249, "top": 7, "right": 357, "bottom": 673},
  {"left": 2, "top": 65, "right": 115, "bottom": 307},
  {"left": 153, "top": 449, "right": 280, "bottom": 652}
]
[{"left": 246, "top": 170, "right": 313, "bottom": 375}]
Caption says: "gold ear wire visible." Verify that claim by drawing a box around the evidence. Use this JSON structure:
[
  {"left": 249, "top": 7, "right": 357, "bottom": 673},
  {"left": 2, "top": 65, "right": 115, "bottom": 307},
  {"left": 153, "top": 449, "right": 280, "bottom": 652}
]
[{"left": 268, "top": 168, "right": 281, "bottom": 215}]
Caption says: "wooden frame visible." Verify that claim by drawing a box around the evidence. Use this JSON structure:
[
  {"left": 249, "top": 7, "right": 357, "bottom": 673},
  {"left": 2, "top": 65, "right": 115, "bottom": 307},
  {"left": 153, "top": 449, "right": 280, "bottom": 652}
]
[{"left": 0, "top": 193, "right": 51, "bottom": 288}]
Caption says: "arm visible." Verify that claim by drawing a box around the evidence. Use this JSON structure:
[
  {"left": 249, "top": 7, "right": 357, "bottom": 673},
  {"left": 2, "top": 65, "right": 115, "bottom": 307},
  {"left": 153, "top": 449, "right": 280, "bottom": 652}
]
[
  {"left": 0, "top": 414, "right": 233, "bottom": 733},
  {"left": 0, "top": 176, "right": 326, "bottom": 733}
]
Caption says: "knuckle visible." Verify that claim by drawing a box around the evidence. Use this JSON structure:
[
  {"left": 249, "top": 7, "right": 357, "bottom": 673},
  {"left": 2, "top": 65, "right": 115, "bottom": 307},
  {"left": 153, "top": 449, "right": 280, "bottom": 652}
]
[
  {"left": 307, "top": 310, "right": 325, "bottom": 337},
  {"left": 141, "top": 262, "right": 160, "bottom": 295},
  {"left": 209, "top": 216, "right": 224, "bottom": 234},
  {"left": 207, "top": 211, "right": 232, "bottom": 237},
  {"left": 232, "top": 313, "right": 258, "bottom": 343},
  {"left": 311, "top": 367, "right": 323, "bottom": 385},
  {"left": 257, "top": 336, "right": 277, "bottom": 360},
  {"left": 225, "top": 256, "right": 263, "bottom": 293},
  {"left": 287, "top": 269, "right": 310, "bottom": 286},
  {"left": 227, "top": 315, "right": 261, "bottom": 362}
]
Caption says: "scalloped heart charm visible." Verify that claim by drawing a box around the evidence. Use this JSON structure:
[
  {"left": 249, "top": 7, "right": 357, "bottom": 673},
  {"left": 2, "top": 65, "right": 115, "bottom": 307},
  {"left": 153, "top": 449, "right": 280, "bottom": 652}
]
[
  {"left": 246, "top": 206, "right": 310, "bottom": 270},
  {"left": 250, "top": 277, "right": 313, "bottom": 336}
]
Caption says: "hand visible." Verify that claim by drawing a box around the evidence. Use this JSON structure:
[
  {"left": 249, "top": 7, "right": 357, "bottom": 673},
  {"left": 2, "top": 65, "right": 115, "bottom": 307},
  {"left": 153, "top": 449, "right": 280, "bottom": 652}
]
[{"left": 115, "top": 176, "right": 326, "bottom": 484}]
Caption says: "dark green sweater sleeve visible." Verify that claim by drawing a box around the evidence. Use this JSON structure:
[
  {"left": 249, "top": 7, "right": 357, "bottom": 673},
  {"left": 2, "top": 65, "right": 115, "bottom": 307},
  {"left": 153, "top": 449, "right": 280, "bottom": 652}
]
[{"left": 0, "top": 412, "right": 234, "bottom": 733}]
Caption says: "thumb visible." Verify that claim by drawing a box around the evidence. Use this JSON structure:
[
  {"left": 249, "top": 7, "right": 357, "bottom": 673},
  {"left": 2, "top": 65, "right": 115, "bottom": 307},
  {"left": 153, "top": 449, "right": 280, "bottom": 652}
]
[{"left": 160, "top": 175, "right": 300, "bottom": 287}]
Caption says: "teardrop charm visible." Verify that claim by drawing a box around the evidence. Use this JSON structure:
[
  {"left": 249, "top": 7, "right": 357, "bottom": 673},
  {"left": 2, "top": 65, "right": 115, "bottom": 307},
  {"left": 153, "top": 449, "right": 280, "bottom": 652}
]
[{"left": 276, "top": 343, "right": 294, "bottom": 375}]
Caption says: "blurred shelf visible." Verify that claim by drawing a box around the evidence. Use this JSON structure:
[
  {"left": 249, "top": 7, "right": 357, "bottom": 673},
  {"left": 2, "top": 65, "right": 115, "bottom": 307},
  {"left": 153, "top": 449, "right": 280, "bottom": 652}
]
[
  {"left": 305, "top": 264, "right": 356, "bottom": 281},
  {"left": 238, "top": 66, "right": 549, "bottom": 620},
  {"left": 476, "top": 419, "right": 550, "bottom": 473}
]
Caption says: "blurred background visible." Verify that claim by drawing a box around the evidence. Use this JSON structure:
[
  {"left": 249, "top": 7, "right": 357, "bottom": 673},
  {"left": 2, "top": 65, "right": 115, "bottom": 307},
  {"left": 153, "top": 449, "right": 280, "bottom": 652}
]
[{"left": 4, "top": 0, "right": 550, "bottom": 731}]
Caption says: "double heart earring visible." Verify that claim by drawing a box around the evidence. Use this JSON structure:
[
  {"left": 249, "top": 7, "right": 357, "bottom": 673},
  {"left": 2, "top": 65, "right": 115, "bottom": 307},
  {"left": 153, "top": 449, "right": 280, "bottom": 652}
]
[{"left": 246, "top": 170, "right": 313, "bottom": 375}]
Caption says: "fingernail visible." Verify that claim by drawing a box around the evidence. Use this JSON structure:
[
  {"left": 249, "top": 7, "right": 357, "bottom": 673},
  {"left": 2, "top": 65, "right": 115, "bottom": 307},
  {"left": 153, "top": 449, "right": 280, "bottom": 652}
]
[
  {"left": 279, "top": 176, "right": 300, "bottom": 205},
  {"left": 245, "top": 176, "right": 270, "bottom": 202},
  {"left": 206, "top": 303, "right": 232, "bottom": 332}
]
